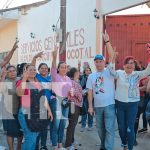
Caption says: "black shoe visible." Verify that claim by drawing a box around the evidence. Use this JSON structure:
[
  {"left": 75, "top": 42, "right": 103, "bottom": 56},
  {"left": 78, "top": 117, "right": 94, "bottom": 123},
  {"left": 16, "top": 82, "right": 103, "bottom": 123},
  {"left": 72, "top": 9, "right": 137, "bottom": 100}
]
[
  {"left": 35, "top": 145, "right": 39, "bottom": 150},
  {"left": 134, "top": 140, "right": 138, "bottom": 146},
  {"left": 78, "top": 121, "right": 82, "bottom": 124},
  {"left": 138, "top": 128, "right": 148, "bottom": 133},
  {"left": 40, "top": 146, "right": 48, "bottom": 150}
]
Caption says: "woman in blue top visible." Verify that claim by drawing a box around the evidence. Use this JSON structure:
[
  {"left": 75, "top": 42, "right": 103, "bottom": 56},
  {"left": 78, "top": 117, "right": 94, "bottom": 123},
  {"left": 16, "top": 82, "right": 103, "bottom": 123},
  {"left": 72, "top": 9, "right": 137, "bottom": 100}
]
[{"left": 32, "top": 52, "right": 53, "bottom": 150}]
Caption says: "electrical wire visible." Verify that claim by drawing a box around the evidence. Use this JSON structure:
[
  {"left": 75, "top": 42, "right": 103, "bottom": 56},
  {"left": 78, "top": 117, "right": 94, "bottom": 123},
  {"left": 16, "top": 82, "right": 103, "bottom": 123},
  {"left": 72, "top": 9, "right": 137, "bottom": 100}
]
[
  {"left": 2, "top": 0, "right": 10, "bottom": 9},
  {"left": 5, "top": 0, "right": 14, "bottom": 8}
]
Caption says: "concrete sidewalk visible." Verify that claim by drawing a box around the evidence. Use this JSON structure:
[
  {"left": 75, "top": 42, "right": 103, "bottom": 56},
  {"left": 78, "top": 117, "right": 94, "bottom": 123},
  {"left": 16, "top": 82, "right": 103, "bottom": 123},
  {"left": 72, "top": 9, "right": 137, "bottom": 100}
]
[{"left": 0, "top": 123, "right": 150, "bottom": 150}]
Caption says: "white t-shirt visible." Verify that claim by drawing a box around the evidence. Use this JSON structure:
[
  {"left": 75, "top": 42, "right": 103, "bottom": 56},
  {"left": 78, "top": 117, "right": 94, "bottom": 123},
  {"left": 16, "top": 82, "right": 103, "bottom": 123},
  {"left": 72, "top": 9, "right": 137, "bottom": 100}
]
[{"left": 86, "top": 67, "right": 115, "bottom": 107}]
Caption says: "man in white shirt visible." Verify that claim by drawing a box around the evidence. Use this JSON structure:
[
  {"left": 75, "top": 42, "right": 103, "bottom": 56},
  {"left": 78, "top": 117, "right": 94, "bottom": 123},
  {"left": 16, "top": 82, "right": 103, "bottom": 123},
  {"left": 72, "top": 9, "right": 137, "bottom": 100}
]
[{"left": 86, "top": 54, "right": 115, "bottom": 150}]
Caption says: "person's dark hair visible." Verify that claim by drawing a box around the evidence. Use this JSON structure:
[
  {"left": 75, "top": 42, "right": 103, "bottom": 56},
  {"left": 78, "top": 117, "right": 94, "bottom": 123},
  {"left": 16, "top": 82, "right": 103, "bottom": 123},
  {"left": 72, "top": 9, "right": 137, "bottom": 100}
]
[
  {"left": 57, "top": 61, "right": 66, "bottom": 73},
  {"left": 38, "top": 63, "right": 48, "bottom": 70},
  {"left": 123, "top": 56, "right": 135, "bottom": 65},
  {"left": 134, "top": 60, "right": 141, "bottom": 71},
  {"left": 83, "top": 67, "right": 92, "bottom": 75},
  {"left": 48, "top": 67, "right": 50, "bottom": 73},
  {"left": 24, "top": 63, "right": 34, "bottom": 70},
  {"left": 67, "top": 67, "right": 78, "bottom": 79},
  {"left": 17, "top": 63, "right": 27, "bottom": 76},
  {"left": 6, "top": 65, "right": 16, "bottom": 71}
]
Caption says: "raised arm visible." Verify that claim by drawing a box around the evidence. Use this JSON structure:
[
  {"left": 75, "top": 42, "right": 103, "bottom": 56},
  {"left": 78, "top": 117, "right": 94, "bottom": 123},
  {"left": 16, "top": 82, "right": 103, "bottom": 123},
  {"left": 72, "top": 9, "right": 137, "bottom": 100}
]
[
  {"left": 103, "top": 32, "right": 114, "bottom": 62},
  {"left": 137, "top": 63, "right": 150, "bottom": 79},
  {"left": 31, "top": 51, "right": 44, "bottom": 66},
  {"left": 52, "top": 46, "right": 58, "bottom": 69},
  {"left": 0, "top": 67, "right": 7, "bottom": 92},
  {"left": 0, "top": 41, "right": 18, "bottom": 68},
  {"left": 78, "top": 60, "right": 81, "bottom": 73}
]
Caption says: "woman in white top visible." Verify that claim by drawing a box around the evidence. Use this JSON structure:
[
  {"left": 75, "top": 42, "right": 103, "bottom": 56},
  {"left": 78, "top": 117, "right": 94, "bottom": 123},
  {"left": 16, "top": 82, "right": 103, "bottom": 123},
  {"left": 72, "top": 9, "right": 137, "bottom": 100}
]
[{"left": 103, "top": 33, "right": 150, "bottom": 150}]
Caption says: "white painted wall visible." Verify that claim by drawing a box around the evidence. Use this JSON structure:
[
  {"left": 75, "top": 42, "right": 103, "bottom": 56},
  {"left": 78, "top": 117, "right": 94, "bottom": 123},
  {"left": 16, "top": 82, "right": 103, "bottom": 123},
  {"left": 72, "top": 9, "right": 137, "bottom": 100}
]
[
  {"left": 17, "top": 0, "right": 150, "bottom": 71},
  {"left": 66, "top": 0, "right": 97, "bottom": 71},
  {"left": 18, "top": 0, "right": 60, "bottom": 68}
]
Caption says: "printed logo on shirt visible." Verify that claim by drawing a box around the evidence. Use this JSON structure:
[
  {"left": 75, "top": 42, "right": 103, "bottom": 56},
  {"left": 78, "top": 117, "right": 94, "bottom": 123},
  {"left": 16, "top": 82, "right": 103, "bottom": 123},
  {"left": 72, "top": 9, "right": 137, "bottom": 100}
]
[
  {"left": 128, "top": 74, "right": 140, "bottom": 99},
  {"left": 94, "top": 76, "right": 104, "bottom": 94}
]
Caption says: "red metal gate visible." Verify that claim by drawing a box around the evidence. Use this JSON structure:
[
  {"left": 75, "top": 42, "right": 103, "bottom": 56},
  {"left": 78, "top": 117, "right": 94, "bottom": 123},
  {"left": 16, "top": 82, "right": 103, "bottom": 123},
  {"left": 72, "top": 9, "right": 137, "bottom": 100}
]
[{"left": 106, "top": 14, "right": 150, "bottom": 69}]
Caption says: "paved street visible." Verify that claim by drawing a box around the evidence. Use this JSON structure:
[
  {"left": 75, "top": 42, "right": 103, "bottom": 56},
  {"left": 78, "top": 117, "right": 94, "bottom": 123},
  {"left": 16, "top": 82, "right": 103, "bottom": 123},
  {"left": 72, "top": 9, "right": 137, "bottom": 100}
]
[{"left": 0, "top": 118, "right": 150, "bottom": 150}]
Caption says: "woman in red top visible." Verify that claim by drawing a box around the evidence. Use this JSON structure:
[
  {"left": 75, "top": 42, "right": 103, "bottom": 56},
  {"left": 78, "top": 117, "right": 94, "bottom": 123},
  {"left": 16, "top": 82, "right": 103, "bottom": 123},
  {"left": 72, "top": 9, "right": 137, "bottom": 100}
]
[{"left": 16, "top": 64, "right": 53, "bottom": 150}]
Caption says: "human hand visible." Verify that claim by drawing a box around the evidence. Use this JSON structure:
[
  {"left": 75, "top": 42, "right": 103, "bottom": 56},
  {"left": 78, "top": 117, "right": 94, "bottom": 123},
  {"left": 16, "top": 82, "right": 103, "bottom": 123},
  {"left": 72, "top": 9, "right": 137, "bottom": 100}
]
[
  {"left": 48, "top": 110, "right": 53, "bottom": 121},
  {"left": 52, "top": 45, "right": 59, "bottom": 58},
  {"left": 88, "top": 107, "right": 94, "bottom": 116},
  {"left": 103, "top": 32, "right": 110, "bottom": 43},
  {"left": 34, "top": 51, "right": 44, "bottom": 59},
  {"left": 22, "top": 70, "right": 29, "bottom": 81},
  {"left": 70, "top": 88, "right": 74, "bottom": 97}
]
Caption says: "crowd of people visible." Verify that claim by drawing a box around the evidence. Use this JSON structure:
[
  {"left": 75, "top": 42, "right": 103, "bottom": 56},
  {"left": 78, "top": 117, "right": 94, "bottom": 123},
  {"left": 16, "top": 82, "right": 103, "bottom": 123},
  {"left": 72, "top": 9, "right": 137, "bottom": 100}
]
[{"left": 0, "top": 33, "right": 150, "bottom": 150}]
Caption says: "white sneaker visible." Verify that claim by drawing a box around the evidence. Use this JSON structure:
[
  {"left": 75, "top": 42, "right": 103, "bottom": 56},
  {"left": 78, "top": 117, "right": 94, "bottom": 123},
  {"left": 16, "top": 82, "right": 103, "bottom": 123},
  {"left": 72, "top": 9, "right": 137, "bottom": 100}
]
[
  {"left": 87, "top": 127, "right": 93, "bottom": 131},
  {"left": 66, "top": 146, "right": 75, "bottom": 150}
]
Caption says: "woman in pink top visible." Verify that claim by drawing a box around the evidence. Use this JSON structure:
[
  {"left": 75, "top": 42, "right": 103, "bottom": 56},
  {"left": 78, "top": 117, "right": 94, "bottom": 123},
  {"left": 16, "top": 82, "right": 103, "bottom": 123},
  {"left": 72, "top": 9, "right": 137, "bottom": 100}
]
[{"left": 51, "top": 48, "right": 73, "bottom": 150}]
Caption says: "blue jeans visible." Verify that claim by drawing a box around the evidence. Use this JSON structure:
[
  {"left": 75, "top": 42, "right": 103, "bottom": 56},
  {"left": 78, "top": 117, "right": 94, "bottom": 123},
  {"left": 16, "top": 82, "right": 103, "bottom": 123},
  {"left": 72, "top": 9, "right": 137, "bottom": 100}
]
[
  {"left": 81, "top": 97, "right": 93, "bottom": 128},
  {"left": 95, "top": 104, "right": 115, "bottom": 150},
  {"left": 116, "top": 100, "right": 138, "bottom": 150},
  {"left": 18, "top": 108, "right": 39, "bottom": 150},
  {"left": 36, "top": 124, "right": 50, "bottom": 148},
  {"left": 50, "top": 99, "right": 69, "bottom": 146},
  {"left": 36, "top": 100, "right": 54, "bottom": 148}
]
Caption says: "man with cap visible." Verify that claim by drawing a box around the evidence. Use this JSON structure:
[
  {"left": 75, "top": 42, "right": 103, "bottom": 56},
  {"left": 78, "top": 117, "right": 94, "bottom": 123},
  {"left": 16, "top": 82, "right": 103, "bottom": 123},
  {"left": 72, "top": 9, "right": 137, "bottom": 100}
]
[{"left": 86, "top": 33, "right": 115, "bottom": 150}]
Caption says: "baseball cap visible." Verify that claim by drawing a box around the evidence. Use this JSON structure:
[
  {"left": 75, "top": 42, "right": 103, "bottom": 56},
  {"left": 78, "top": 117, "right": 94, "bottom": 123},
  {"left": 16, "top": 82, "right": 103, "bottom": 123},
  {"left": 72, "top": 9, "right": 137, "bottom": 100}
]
[{"left": 94, "top": 54, "right": 105, "bottom": 61}]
